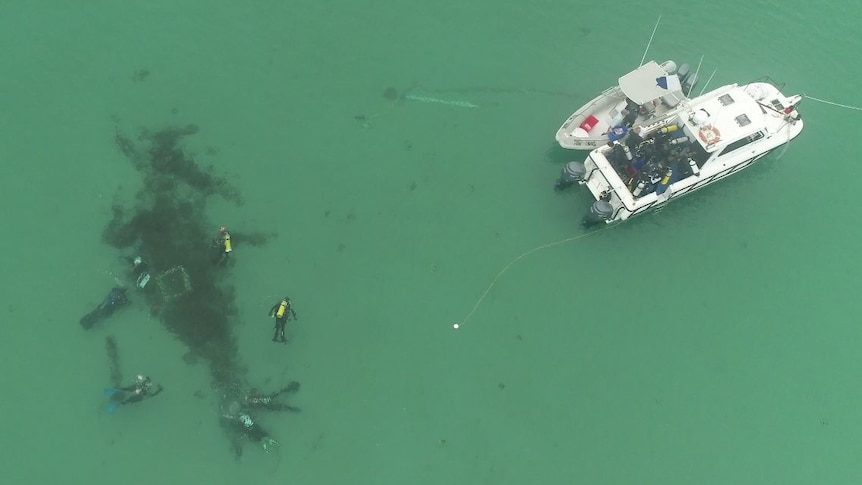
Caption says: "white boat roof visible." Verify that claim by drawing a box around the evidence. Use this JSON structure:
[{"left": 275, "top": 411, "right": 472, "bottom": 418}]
[
  {"left": 618, "top": 61, "right": 677, "bottom": 105},
  {"left": 684, "top": 84, "right": 766, "bottom": 150}
]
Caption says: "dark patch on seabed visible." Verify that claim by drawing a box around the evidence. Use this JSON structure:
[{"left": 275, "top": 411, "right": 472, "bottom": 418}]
[
  {"left": 104, "top": 121, "right": 276, "bottom": 410},
  {"left": 106, "top": 123, "right": 246, "bottom": 385},
  {"left": 105, "top": 335, "right": 122, "bottom": 387}
]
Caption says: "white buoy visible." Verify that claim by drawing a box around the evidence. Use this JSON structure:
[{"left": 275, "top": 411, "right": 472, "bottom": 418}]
[{"left": 453, "top": 323, "right": 460, "bottom": 330}]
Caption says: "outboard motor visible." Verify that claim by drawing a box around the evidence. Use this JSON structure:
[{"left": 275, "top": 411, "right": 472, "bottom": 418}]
[
  {"left": 683, "top": 72, "right": 698, "bottom": 96},
  {"left": 554, "top": 161, "right": 586, "bottom": 192},
  {"left": 660, "top": 60, "right": 678, "bottom": 75},
  {"left": 582, "top": 200, "right": 613, "bottom": 227},
  {"left": 677, "top": 63, "right": 691, "bottom": 85}
]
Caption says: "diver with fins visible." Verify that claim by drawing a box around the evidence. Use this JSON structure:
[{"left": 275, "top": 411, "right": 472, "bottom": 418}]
[
  {"left": 127, "top": 255, "right": 151, "bottom": 289},
  {"left": 220, "top": 399, "right": 279, "bottom": 458},
  {"left": 268, "top": 297, "right": 297, "bottom": 343},
  {"left": 103, "top": 374, "right": 163, "bottom": 413},
  {"left": 80, "top": 286, "right": 129, "bottom": 329},
  {"left": 243, "top": 381, "right": 301, "bottom": 412}
]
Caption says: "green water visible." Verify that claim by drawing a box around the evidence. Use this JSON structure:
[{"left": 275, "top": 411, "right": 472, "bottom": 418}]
[{"left": 2, "top": 1, "right": 860, "bottom": 483}]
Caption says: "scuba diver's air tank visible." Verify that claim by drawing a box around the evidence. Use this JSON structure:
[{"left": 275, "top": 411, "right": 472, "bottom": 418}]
[
  {"left": 688, "top": 158, "right": 700, "bottom": 176},
  {"left": 632, "top": 179, "right": 647, "bottom": 198},
  {"left": 659, "top": 124, "right": 679, "bottom": 135},
  {"left": 655, "top": 168, "right": 673, "bottom": 195}
]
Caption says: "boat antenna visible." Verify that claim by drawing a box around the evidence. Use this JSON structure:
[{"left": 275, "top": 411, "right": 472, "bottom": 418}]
[
  {"left": 698, "top": 68, "right": 718, "bottom": 97},
  {"left": 689, "top": 55, "right": 704, "bottom": 95},
  {"left": 639, "top": 15, "right": 662, "bottom": 67}
]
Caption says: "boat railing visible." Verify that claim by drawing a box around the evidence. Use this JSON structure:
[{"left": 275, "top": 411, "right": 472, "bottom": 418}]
[
  {"left": 587, "top": 142, "right": 758, "bottom": 222},
  {"left": 568, "top": 87, "right": 624, "bottom": 121},
  {"left": 743, "top": 75, "right": 785, "bottom": 90},
  {"left": 584, "top": 165, "right": 602, "bottom": 182},
  {"left": 618, "top": 159, "right": 758, "bottom": 220},
  {"left": 599, "top": 85, "right": 620, "bottom": 97},
  {"left": 583, "top": 156, "right": 630, "bottom": 220}
]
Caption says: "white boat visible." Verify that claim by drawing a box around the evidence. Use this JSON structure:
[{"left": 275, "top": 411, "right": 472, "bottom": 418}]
[
  {"left": 554, "top": 80, "right": 803, "bottom": 225},
  {"left": 555, "top": 60, "right": 698, "bottom": 150}
]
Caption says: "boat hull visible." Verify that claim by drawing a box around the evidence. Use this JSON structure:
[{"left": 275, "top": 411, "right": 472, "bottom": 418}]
[
  {"left": 555, "top": 60, "right": 688, "bottom": 150},
  {"left": 580, "top": 117, "right": 804, "bottom": 224},
  {"left": 555, "top": 87, "right": 627, "bottom": 150}
]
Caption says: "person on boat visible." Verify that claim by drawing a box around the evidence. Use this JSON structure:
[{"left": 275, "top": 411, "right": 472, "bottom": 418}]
[
  {"left": 622, "top": 108, "right": 637, "bottom": 128},
  {"left": 80, "top": 286, "right": 130, "bottom": 329},
  {"left": 244, "top": 381, "right": 301, "bottom": 412},
  {"left": 268, "top": 297, "right": 297, "bottom": 343},
  {"left": 104, "top": 375, "right": 163, "bottom": 412},
  {"left": 607, "top": 123, "right": 628, "bottom": 142},
  {"left": 212, "top": 226, "right": 232, "bottom": 265}
]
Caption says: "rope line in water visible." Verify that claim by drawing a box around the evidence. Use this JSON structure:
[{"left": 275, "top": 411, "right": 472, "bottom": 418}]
[
  {"left": 804, "top": 95, "right": 862, "bottom": 111},
  {"left": 449, "top": 92, "right": 859, "bottom": 330},
  {"left": 404, "top": 94, "right": 478, "bottom": 109},
  {"left": 456, "top": 225, "right": 613, "bottom": 328}
]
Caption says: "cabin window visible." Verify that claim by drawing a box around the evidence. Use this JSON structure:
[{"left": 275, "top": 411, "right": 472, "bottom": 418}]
[
  {"left": 719, "top": 131, "right": 764, "bottom": 156},
  {"left": 718, "top": 94, "right": 735, "bottom": 106},
  {"left": 735, "top": 114, "right": 751, "bottom": 127},
  {"left": 770, "top": 99, "right": 785, "bottom": 111}
]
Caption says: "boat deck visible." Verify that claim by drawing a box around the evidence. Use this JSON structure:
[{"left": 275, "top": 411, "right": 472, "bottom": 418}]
[
  {"left": 577, "top": 81, "right": 804, "bottom": 223},
  {"left": 556, "top": 60, "right": 691, "bottom": 150}
]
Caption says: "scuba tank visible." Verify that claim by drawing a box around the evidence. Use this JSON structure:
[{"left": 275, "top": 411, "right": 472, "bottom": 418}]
[
  {"left": 658, "top": 124, "right": 679, "bottom": 135},
  {"left": 689, "top": 158, "right": 700, "bottom": 176},
  {"left": 632, "top": 179, "right": 647, "bottom": 198},
  {"left": 655, "top": 168, "right": 673, "bottom": 195},
  {"left": 622, "top": 144, "right": 633, "bottom": 161},
  {"left": 555, "top": 161, "right": 586, "bottom": 191}
]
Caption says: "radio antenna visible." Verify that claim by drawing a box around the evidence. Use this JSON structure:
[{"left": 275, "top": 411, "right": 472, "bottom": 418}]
[{"left": 639, "top": 15, "right": 662, "bottom": 67}]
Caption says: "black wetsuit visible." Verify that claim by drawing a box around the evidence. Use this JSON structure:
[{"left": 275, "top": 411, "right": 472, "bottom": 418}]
[
  {"left": 269, "top": 300, "right": 296, "bottom": 342},
  {"left": 213, "top": 232, "right": 232, "bottom": 266},
  {"left": 221, "top": 412, "right": 270, "bottom": 459},
  {"left": 132, "top": 259, "right": 151, "bottom": 289},
  {"left": 80, "top": 286, "right": 129, "bottom": 329},
  {"left": 106, "top": 377, "right": 163, "bottom": 412},
  {"left": 245, "top": 381, "right": 301, "bottom": 412},
  {"left": 116, "top": 378, "right": 163, "bottom": 405}
]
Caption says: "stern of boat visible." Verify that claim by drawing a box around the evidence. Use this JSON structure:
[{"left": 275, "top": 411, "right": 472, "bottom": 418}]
[{"left": 555, "top": 147, "right": 633, "bottom": 226}]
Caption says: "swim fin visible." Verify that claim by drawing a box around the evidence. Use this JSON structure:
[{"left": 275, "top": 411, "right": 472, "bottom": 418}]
[
  {"left": 280, "top": 381, "right": 300, "bottom": 395},
  {"left": 262, "top": 438, "right": 279, "bottom": 453},
  {"left": 103, "top": 388, "right": 119, "bottom": 397},
  {"left": 105, "top": 402, "right": 120, "bottom": 414}
]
